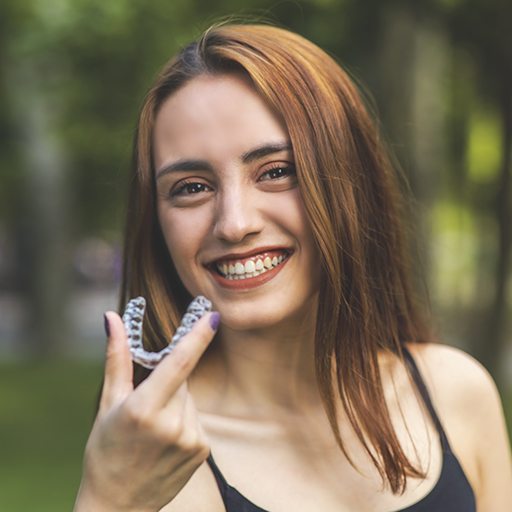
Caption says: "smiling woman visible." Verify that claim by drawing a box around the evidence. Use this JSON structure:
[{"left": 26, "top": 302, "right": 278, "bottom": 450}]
[
  {"left": 153, "top": 73, "right": 318, "bottom": 330},
  {"left": 74, "top": 22, "right": 512, "bottom": 512}
]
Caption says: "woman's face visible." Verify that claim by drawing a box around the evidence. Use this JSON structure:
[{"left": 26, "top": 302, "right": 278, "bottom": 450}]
[{"left": 153, "top": 73, "right": 320, "bottom": 331}]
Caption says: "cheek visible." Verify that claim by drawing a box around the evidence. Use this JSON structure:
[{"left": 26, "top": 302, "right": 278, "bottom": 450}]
[
  {"left": 279, "top": 192, "right": 321, "bottom": 282},
  {"left": 276, "top": 190, "right": 316, "bottom": 248},
  {"left": 158, "top": 206, "right": 210, "bottom": 272}
]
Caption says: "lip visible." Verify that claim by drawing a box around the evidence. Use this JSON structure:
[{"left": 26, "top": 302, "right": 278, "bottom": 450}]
[
  {"left": 205, "top": 246, "right": 293, "bottom": 290},
  {"left": 205, "top": 246, "right": 292, "bottom": 266}
]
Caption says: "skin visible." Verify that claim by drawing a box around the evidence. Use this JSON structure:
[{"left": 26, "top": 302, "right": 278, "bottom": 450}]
[
  {"left": 74, "top": 73, "right": 512, "bottom": 511},
  {"left": 153, "top": 73, "right": 321, "bottom": 414},
  {"left": 154, "top": 73, "right": 321, "bottom": 336}
]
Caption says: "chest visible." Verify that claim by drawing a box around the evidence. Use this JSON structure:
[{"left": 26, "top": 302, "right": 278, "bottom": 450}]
[{"left": 192, "top": 410, "right": 447, "bottom": 512}]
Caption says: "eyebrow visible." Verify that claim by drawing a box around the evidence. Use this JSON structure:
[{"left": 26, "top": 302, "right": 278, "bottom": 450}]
[
  {"left": 240, "top": 141, "right": 292, "bottom": 163},
  {"left": 156, "top": 159, "right": 214, "bottom": 179},
  {"left": 155, "top": 141, "right": 292, "bottom": 180}
]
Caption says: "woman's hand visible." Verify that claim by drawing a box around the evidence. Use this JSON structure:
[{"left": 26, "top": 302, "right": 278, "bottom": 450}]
[{"left": 74, "top": 309, "right": 219, "bottom": 512}]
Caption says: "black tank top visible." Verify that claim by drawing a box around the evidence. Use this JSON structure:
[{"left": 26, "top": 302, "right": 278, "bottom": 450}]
[{"left": 206, "top": 347, "right": 476, "bottom": 511}]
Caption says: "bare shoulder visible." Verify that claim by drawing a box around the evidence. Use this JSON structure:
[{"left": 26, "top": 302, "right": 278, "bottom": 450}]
[
  {"left": 406, "top": 342, "right": 512, "bottom": 511},
  {"left": 405, "top": 342, "right": 503, "bottom": 441},
  {"left": 405, "top": 342, "right": 497, "bottom": 403}
]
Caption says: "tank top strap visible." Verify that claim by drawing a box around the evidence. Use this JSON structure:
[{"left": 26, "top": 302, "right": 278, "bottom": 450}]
[
  {"left": 207, "top": 452, "right": 271, "bottom": 512},
  {"left": 207, "top": 452, "right": 230, "bottom": 499},
  {"left": 402, "top": 346, "right": 450, "bottom": 451}
]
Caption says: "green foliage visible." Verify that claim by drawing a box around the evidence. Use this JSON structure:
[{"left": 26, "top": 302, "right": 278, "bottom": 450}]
[{"left": 467, "top": 107, "right": 501, "bottom": 184}]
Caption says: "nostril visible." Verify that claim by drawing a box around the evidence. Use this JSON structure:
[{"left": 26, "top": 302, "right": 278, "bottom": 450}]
[
  {"left": 212, "top": 219, "right": 263, "bottom": 243},
  {"left": 212, "top": 195, "right": 264, "bottom": 243}
]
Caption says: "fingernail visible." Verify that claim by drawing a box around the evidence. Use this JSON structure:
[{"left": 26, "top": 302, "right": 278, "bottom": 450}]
[
  {"left": 103, "top": 313, "right": 111, "bottom": 338},
  {"left": 209, "top": 312, "right": 220, "bottom": 331}
]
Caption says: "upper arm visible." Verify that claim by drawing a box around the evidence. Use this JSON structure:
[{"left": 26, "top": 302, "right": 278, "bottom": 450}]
[
  {"left": 409, "top": 343, "right": 512, "bottom": 511},
  {"left": 468, "top": 361, "right": 512, "bottom": 511}
]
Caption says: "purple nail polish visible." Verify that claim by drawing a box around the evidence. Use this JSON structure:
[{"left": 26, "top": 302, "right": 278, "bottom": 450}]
[
  {"left": 104, "top": 314, "right": 111, "bottom": 338},
  {"left": 209, "top": 312, "right": 220, "bottom": 331}
]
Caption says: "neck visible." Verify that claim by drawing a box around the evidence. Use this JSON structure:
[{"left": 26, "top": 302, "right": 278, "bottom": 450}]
[{"left": 192, "top": 300, "right": 323, "bottom": 419}]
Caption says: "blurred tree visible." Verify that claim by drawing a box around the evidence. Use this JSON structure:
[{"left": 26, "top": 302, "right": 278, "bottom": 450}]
[
  {"left": 1, "top": 0, "right": 72, "bottom": 355},
  {"left": 0, "top": 0, "right": 509, "bottom": 387},
  {"left": 443, "top": 0, "right": 512, "bottom": 384}
]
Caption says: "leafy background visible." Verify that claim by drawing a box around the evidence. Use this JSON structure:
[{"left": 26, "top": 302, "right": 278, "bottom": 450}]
[{"left": 0, "top": 0, "right": 511, "bottom": 509}]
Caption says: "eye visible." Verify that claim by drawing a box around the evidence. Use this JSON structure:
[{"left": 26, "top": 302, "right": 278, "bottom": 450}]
[
  {"left": 259, "top": 164, "right": 296, "bottom": 182},
  {"left": 170, "top": 180, "right": 213, "bottom": 198}
]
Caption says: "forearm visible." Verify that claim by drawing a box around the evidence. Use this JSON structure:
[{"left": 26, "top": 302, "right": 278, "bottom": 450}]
[{"left": 74, "top": 481, "right": 156, "bottom": 512}]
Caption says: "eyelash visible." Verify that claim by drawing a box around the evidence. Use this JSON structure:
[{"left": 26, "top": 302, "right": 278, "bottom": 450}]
[
  {"left": 259, "top": 163, "right": 296, "bottom": 181},
  {"left": 170, "top": 181, "right": 212, "bottom": 198},
  {"left": 169, "top": 163, "right": 296, "bottom": 199}
]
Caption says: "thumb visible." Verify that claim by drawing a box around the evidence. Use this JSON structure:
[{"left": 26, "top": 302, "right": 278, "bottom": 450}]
[{"left": 100, "top": 311, "right": 134, "bottom": 411}]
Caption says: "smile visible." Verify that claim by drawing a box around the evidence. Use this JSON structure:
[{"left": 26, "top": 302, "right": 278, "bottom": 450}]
[
  {"left": 207, "top": 248, "right": 292, "bottom": 289},
  {"left": 215, "top": 250, "right": 290, "bottom": 280}
]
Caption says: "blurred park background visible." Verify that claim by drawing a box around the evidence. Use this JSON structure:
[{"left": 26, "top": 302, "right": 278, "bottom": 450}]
[{"left": 0, "top": 0, "right": 511, "bottom": 510}]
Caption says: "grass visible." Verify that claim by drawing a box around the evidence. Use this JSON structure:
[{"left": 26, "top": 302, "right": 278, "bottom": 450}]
[
  {"left": 0, "top": 358, "right": 511, "bottom": 511},
  {"left": 0, "top": 359, "right": 103, "bottom": 511}
]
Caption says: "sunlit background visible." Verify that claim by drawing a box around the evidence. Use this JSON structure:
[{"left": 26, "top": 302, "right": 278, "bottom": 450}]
[{"left": 0, "top": 0, "right": 511, "bottom": 510}]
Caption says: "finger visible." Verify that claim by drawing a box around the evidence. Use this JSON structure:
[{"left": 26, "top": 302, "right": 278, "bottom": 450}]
[
  {"left": 161, "top": 385, "right": 210, "bottom": 453},
  {"left": 136, "top": 311, "right": 220, "bottom": 408},
  {"left": 100, "top": 311, "right": 134, "bottom": 410}
]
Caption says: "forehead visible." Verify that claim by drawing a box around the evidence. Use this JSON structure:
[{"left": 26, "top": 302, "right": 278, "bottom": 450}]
[{"left": 153, "top": 73, "right": 289, "bottom": 168}]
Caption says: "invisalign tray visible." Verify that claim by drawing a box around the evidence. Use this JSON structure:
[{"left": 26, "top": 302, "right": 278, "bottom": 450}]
[{"left": 122, "top": 296, "right": 213, "bottom": 369}]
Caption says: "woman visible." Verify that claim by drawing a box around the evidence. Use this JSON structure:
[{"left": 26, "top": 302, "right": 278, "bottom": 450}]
[{"left": 74, "top": 23, "right": 512, "bottom": 511}]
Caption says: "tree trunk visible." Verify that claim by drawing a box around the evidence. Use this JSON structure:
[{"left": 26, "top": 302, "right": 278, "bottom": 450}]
[
  {"left": 377, "top": 7, "right": 449, "bottom": 324},
  {"left": 7, "top": 61, "right": 71, "bottom": 358}
]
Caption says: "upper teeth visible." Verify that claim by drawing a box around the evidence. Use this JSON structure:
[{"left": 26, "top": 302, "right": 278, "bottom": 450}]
[{"left": 216, "top": 254, "right": 287, "bottom": 279}]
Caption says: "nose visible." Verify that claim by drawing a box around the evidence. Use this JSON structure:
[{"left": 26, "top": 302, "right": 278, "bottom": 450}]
[{"left": 212, "top": 184, "right": 264, "bottom": 243}]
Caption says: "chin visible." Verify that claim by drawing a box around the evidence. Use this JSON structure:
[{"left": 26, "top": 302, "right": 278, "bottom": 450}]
[
  {"left": 217, "top": 297, "right": 316, "bottom": 333},
  {"left": 220, "top": 314, "right": 282, "bottom": 332}
]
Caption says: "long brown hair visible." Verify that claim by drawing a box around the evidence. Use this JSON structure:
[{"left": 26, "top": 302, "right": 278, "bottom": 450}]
[{"left": 121, "top": 22, "right": 433, "bottom": 493}]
